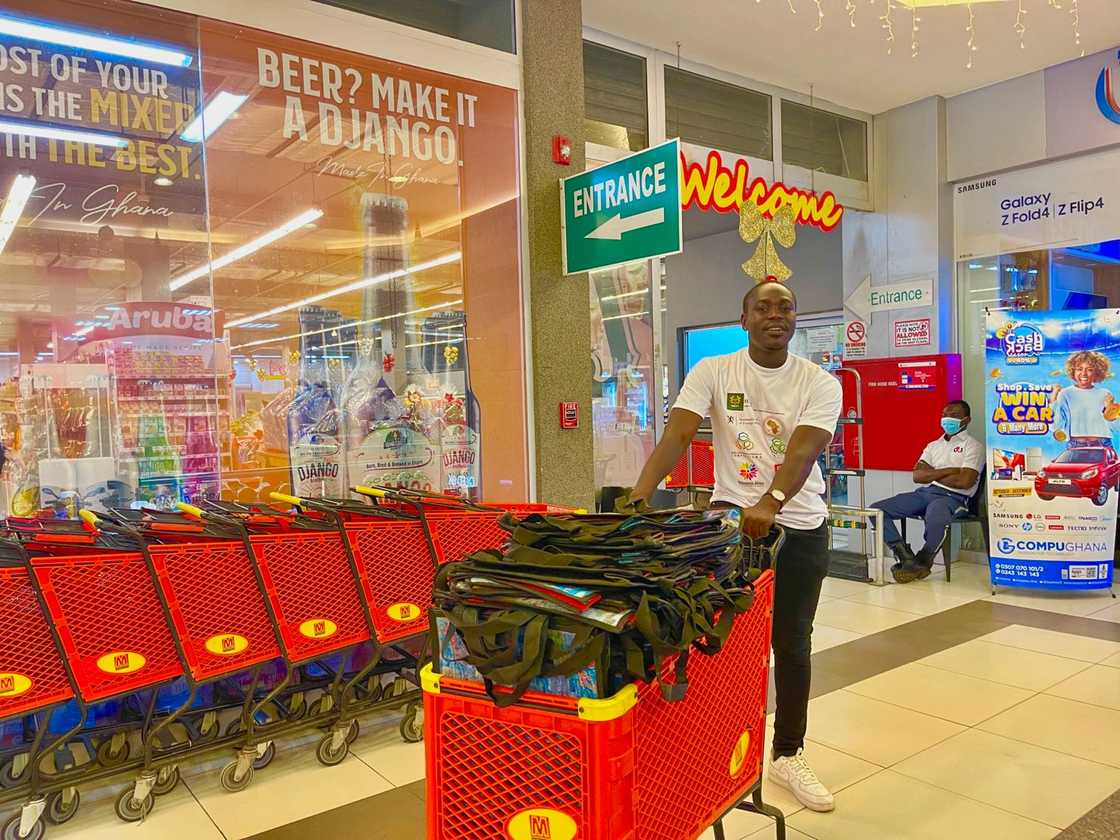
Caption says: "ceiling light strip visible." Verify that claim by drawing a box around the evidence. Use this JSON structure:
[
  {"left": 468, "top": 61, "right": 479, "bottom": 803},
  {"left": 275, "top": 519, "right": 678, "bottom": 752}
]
[
  {"left": 231, "top": 298, "right": 465, "bottom": 351},
  {"left": 0, "top": 174, "right": 35, "bottom": 255},
  {"left": 180, "top": 91, "right": 248, "bottom": 143},
  {"left": 0, "top": 13, "right": 193, "bottom": 67},
  {"left": 0, "top": 118, "right": 128, "bottom": 148},
  {"left": 226, "top": 251, "right": 462, "bottom": 328},
  {"left": 170, "top": 208, "right": 323, "bottom": 291}
]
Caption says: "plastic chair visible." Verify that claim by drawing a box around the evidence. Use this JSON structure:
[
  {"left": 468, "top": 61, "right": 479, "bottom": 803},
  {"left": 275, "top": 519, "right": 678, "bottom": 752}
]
[{"left": 900, "top": 475, "right": 989, "bottom": 582}]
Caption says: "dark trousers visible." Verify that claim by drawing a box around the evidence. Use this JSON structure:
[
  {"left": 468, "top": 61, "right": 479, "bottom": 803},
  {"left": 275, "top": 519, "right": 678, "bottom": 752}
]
[
  {"left": 871, "top": 485, "right": 970, "bottom": 555},
  {"left": 771, "top": 522, "right": 830, "bottom": 758}
]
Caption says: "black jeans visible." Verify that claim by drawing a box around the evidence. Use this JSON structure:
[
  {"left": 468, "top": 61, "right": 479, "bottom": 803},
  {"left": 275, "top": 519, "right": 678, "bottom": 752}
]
[{"left": 771, "top": 522, "right": 830, "bottom": 758}]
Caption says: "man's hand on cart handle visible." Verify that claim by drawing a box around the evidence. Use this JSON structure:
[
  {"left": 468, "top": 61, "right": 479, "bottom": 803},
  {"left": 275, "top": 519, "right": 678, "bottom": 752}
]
[{"left": 741, "top": 495, "right": 780, "bottom": 539}]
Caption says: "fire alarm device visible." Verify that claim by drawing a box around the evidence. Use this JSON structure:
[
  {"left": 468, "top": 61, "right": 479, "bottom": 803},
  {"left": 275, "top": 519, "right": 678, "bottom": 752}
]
[
  {"left": 559, "top": 401, "right": 579, "bottom": 429},
  {"left": 552, "top": 135, "right": 572, "bottom": 166}
]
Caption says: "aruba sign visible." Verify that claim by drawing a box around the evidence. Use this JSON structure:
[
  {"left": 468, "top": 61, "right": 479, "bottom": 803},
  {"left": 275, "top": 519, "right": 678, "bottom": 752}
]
[{"left": 680, "top": 150, "right": 844, "bottom": 232}]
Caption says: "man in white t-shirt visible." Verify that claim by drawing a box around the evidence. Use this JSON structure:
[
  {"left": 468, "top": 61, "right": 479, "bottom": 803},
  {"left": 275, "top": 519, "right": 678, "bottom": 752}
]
[
  {"left": 631, "top": 280, "right": 842, "bottom": 813},
  {"left": 871, "top": 400, "right": 986, "bottom": 583}
]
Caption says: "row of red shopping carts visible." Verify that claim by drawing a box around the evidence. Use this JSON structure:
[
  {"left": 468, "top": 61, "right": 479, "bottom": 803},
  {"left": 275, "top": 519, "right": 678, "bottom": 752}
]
[{"left": 0, "top": 486, "right": 552, "bottom": 840}]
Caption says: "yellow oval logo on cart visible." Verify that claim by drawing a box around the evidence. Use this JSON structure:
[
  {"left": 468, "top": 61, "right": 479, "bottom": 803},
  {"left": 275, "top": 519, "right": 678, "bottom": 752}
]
[
  {"left": 386, "top": 602, "right": 421, "bottom": 623},
  {"left": 507, "top": 808, "right": 577, "bottom": 840},
  {"left": 204, "top": 634, "right": 249, "bottom": 656},
  {"left": 96, "top": 651, "right": 146, "bottom": 675},
  {"left": 729, "top": 730, "right": 752, "bottom": 778},
  {"left": 0, "top": 673, "right": 32, "bottom": 698},
  {"left": 298, "top": 618, "right": 338, "bottom": 640}
]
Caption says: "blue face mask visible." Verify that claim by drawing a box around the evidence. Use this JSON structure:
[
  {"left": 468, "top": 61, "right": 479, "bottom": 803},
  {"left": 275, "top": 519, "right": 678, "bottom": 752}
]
[{"left": 941, "top": 417, "right": 963, "bottom": 436}]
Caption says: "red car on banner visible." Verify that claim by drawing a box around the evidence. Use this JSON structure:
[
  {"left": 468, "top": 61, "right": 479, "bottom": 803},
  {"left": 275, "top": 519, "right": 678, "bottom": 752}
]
[{"left": 1035, "top": 444, "right": 1120, "bottom": 506}]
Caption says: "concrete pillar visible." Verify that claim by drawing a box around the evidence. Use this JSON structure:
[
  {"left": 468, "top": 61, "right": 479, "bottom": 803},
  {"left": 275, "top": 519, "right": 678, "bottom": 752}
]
[{"left": 521, "top": 0, "right": 594, "bottom": 509}]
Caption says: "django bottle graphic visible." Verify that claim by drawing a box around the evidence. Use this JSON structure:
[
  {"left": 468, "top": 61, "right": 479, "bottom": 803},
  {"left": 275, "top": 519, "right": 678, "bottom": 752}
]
[{"left": 287, "top": 381, "right": 344, "bottom": 498}]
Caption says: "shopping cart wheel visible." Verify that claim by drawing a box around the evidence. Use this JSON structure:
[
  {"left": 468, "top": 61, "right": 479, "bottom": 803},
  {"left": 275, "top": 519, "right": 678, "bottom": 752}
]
[
  {"left": 114, "top": 787, "right": 154, "bottom": 823},
  {"left": 253, "top": 742, "right": 276, "bottom": 771},
  {"left": 345, "top": 720, "right": 359, "bottom": 746},
  {"left": 399, "top": 703, "right": 423, "bottom": 744},
  {"left": 97, "top": 736, "right": 131, "bottom": 768},
  {"left": 315, "top": 734, "right": 348, "bottom": 767},
  {"left": 152, "top": 765, "right": 180, "bottom": 797},
  {"left": 288, "top": 692, "right": 308, "bottom": 721},
  {"left": 196, "top": 712, "right": 220, "bottom": 744},
  {"left": 44, "top": 788, "right": 80, "bottom": 825},
  {"left": 2, "top": 813, "right": 44, "bottom": 840},
  {"left": 386, "top": 677, "right": 411, "bottom": 700},
  {"left": 219, "top": 761, "right": 254, "bottom": 793},
  {"left": 0, "top": 758, "right": 24, "bottom": 789}
]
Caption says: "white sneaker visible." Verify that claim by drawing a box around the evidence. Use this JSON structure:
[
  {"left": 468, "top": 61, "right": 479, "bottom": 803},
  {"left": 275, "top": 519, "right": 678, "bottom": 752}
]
[{"left": 769, "top": 749, "right": 835, "bottom": 812}]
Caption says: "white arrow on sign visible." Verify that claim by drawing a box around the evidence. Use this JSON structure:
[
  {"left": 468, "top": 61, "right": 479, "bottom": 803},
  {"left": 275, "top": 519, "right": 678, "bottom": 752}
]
[
  {"left": 586, "top": 208, "right": 665, "bottom": 241},
  {"left": 845, "top": 274, "right": 872, "bottom": 323}
]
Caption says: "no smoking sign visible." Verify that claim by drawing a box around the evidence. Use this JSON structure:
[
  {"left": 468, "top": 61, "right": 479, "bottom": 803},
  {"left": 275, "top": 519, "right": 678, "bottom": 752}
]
[{"left": 844, "top": 319, "right": 867, "bottom": 358}]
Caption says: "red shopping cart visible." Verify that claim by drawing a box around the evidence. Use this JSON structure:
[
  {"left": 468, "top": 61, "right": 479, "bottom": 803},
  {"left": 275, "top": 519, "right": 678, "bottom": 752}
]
[
  {"left": 0, "top": 537, "right": 83, "bottom": 840},
  {"left": 423, "top": 570, "right": 783, "bottom": 840}
]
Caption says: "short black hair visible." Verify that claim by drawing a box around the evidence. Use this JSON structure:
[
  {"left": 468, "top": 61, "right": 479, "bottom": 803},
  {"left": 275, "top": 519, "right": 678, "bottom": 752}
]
[
  {"left": 742, "top": 281, "right": 797, "bottom": 312},
  {"left": 946, "top": 399, "right": 971, "bottom": 417}
]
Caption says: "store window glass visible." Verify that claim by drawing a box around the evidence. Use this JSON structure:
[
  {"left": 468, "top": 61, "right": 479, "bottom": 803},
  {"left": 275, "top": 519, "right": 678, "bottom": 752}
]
[
  {"left": 780, "top": 101, "right": 868, "bottom": 181},
  {"left": 590, "top": 264, "right": 655, "bottom": 490},
  {"left": 312, "top": 0, "right": 516, "bottom": 54},
  {"left": 664, "top": 67, "right": 772, "bottom": 160},
  {"left": 0, "top": 0, "right": 527, "bottom": 516},
  {"left": 958, "top": 251, "right": 1050, "bottom": 420},
  {"left": 583, "top": 42, "right": 647, "bottom": 152}
]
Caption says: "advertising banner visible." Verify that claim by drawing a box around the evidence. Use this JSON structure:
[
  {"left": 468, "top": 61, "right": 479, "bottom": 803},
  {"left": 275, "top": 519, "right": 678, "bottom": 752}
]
[
  {"left": 985, "top": 309, "right": 1119, "bottom": 590},
  {"left": 955, "top": 146, "right": 1120, "bottom": 261}
]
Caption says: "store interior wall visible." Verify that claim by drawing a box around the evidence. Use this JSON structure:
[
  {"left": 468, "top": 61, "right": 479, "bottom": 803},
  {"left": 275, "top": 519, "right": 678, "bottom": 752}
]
[
  {"left": 844, "top": 96, "right": 957, "bottom": 533},
  {"left": 662, "top": 218, "right": 844, "bottom": 399}
]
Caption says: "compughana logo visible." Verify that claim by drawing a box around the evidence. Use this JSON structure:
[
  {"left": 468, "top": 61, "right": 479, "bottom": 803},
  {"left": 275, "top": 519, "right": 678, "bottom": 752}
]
[
  {"left": 96, "top": 651, "right": 146, "bottom": 675},
  {"left": 386, "top": 602, "right": 421, "bottom": 622},
  {"left": 0, "top": 673, "right": 32, "bottom": 698},
  {"left": 729, "top": 730, "right": 752, "bottom": 777},
  {"left": 506, "top": 808, "right": 578, "bottom": 840},
  {"left": 1096, "top": 50, "right": 1120, "bottom": 126},
  {"left": 298, "top": 618, "right": 338, "bottom": 640},
  {"left": 204, "top": 634, "right": 250, "bottom": 657},
  {"left": 739, "top": 462, "right": 760, "bottom": 481}
]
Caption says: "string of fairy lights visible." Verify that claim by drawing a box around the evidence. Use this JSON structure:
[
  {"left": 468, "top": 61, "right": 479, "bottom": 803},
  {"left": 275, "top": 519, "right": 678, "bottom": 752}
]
[{"left": 765, "top": 0, "right": 1088, "bottom": 68}]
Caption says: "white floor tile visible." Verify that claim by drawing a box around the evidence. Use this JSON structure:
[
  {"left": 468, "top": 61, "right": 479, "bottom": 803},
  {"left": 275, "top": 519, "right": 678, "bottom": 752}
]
[
  {"left": 919, "top": 638, "right": 1091, "bottom": 691},
  {"left": 819, "top": 577, "right": 875, "bottom": 599},
  {"left": 811, "top": 624, "right": 863, "bottom": 653},
  {"left": 845, "top": 662, "right": 1033, "bottom": 726},
  {"left": 350, "top": 718, "right": 426, "bottom": 786},
  {"left": 841, "top": 582, "right": 978, "bottom": 616},
  {"left": 980, "top": 693, "right": 1120, "bottom": 769},
  {"left": 985, "top": 589, "right": 1118, "bottom": 618},
  {"left": 789, "top": 770, "right": 1056, "bottom": 840},
  {"left": 1085, "top": 599, "right": 1120, "bottom": 623},
  {"left": 49, "top": 782, "right": 224, "bottom": 840},
  {"left": 804, "top": 690, "right": 964, "bottom": 766},
  {"left": 811, "top": 600, "right": 921, "bottom": 635},
  {"left": 182, "top": 730, "right": 394, "bottom": 838},
  {"left": 894, "top": 728, "right": 1120, "bottom": 829},
  {"left": 977, "top": 624, "right": 1120, "bottom": 663},
  {"left": 1046, "top": 665, "right": 1120, "bottom": 711}
]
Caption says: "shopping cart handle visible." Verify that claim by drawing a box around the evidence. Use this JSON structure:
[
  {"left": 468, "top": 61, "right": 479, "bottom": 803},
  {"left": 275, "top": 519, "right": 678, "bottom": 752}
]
[
  {"left": 78, "top": 509, "right": 99, "bottom": 527},
  {"left": 176, "top": 502, "right": 205, "bottom": 519},
  {"left": 352, "top": 485, "right": 387, "bottom": 499},
  {"left": 269, "top": 492, "right": 303, "bottom": 508}
]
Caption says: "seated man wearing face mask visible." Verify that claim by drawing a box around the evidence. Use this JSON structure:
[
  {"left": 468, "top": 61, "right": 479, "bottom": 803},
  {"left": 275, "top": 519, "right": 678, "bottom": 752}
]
[{"left": 871, "top": 400, "right": 985, "bottom": 583}]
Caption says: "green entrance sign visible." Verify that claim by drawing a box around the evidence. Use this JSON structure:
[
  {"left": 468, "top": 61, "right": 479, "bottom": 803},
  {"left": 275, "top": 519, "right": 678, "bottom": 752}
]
[{"left": 560, "top": 138, "right": 682, "bottom": 275}]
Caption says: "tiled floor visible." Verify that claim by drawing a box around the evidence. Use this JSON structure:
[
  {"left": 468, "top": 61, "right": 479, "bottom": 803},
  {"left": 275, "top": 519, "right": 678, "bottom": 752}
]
[{"left": 27, "top": 559, "right": 1120, "bottom": 840}]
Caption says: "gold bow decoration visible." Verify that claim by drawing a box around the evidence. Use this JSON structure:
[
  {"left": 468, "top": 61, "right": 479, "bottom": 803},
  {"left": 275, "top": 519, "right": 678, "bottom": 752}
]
[{"left": 739, "top": 201, "right": 797, "bottom": 283}]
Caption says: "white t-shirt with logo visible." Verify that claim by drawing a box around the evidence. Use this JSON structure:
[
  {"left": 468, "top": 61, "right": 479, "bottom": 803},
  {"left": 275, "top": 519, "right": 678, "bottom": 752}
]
[
  {"left": 673, "top": 349, "right": 843, "bottom": 531},
  {"left": 919, "top": 432, "right": 985, "bottom": 497}
]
